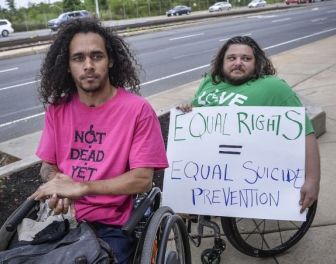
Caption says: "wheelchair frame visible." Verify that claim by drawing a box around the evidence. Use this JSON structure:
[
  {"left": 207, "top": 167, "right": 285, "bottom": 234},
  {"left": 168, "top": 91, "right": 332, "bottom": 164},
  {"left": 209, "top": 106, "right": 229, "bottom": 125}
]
[
  {"left": 0, "top": 187, "right": 192, "bottom": 264},
  {"left": 0, "top": 187, "right": 317, "bottom": 264},
  {"left": 185, "top": 201, "right": 317, "bottom": 263}
]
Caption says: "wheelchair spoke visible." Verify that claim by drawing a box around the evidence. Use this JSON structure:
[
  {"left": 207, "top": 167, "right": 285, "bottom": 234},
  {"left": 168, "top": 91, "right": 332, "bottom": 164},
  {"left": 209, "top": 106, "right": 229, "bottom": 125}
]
[
  {"left": 288, "top": 221, "right": 300, "bottom": 229},
  {"left": 276, "top": 220, "right": 284, "bottom": 245},
  {"left": 140, "top": 206, "right": 191, "bottom": 264}
]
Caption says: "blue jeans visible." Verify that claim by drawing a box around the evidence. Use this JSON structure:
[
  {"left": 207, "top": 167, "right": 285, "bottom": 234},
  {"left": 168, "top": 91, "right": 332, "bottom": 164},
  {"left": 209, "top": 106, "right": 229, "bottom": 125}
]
[{"left": 93, "top": 222, "right": 136, "bottom": 264}]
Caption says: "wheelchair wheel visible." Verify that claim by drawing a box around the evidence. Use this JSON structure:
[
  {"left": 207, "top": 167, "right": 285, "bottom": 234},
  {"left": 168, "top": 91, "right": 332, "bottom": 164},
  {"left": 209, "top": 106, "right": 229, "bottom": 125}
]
[
  {"left": 140, "top": 206, "right": 191, "bottom": 264},
  {"left": 221, "top": 201, "right": 317, "bottom": 257}
]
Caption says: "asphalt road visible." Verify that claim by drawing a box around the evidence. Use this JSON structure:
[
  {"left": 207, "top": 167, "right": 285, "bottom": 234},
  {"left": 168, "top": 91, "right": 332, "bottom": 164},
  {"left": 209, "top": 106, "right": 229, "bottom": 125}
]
[{"left": 0, "top": 1, "right": 335, "bottom": 142}]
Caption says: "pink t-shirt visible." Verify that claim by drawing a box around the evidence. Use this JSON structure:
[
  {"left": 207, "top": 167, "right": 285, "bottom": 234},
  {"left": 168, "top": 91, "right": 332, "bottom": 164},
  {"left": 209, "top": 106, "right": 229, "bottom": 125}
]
[{"left": 36, "top": 88, "right": 168, "bottom": 226}]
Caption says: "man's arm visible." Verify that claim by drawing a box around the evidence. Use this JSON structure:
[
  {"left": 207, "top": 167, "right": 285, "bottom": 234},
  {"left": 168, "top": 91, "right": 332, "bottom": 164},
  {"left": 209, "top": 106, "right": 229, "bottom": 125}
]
[
  {"left": 32, "top": 167, "right": 154, "bottom": 201},
  {"left": 300, "top": 133, "right": 321, "bottom": 213},
  {"left": 40, "top": 161, "right": 59, "bottom": 182}
]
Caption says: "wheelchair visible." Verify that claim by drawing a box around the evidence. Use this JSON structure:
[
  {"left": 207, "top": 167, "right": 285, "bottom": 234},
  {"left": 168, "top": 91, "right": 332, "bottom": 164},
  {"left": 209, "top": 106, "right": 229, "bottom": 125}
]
[
  {"left": 0, "top": 187, "right": 192, "bottom": 264},
  {"left": 185, "top": 201, "right": 317, "bottom": 263}
]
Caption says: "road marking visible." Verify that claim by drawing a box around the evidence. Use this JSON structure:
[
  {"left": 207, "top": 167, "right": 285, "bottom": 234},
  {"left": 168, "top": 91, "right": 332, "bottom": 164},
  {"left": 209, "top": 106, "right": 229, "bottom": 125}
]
[
  {"left": 169, "top": 33, "right": 204, "bottom": 41},
  {"left": 0, "top": 105, "right": 43, "bottom": 119},
  {"left": 0, "top": 112, "right": 45, "bottom": 129},
  {"left": 173, "top": 48, "right": 217, "bottom": 59},
  {"left": 272, "top": 18, "right": 291, "bottom": 23},
  {"left": 311, "top": 18, "right": 327, "bottom": 23},
  {"left": 219, "top": 32, "right": 252, "bottom": 42},
  {"left": 0, "top": 67, "right": 18, "bottom": 73},
  {"left": 141, "top": 64, "right": 210, "bottom": 86},
  {"left": 0, "top": 80, "right": 40, "bottom": 92},
  {"left": 248, "top": 15, "right": 277, "bottom": 19},
  {"left": 144, "top": 28, "right": 336, "bottom": 85},
  {"left": 263, "top": 28, "right": 336, "bottom": 50},
  {"left": 2, "top": 28, "right": 336, "bottom": 128}
]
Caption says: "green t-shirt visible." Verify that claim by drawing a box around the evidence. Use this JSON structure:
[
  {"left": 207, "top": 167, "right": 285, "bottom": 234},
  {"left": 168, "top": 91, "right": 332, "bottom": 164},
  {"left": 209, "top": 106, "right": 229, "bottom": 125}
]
[{"left": 191, "top": 75, "right": 314, "bottom": 134}]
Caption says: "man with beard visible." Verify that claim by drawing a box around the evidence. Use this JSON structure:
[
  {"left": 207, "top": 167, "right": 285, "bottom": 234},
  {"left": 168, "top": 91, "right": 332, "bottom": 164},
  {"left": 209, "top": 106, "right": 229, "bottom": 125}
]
[
  {"left": 178, "top": 36, "right": 320, "bottom": 215},
  {"left": 31, "top": 18, "right": 168, "bottom": 263}
]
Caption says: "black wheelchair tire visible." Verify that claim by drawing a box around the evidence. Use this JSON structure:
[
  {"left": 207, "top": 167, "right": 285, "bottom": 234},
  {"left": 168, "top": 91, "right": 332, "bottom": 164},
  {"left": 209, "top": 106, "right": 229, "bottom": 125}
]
[
  {"left": 221, "top": 201, "right": 317, "bottom": 257},
  {"left": 0, "top": 199, "right": 38, "bottom": 251},
  {"left": 140, "top": 206, "right": 191, "bottom": 264}
]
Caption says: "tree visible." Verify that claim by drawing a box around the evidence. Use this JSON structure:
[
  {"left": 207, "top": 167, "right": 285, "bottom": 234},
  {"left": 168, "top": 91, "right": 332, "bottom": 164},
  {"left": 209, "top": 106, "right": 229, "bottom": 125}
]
[
  {"left": 6, "top": 0, "right": 15, "bottom": 11},
  {"left": 63, "top": 0, "right": 82, "bottom": 12}
]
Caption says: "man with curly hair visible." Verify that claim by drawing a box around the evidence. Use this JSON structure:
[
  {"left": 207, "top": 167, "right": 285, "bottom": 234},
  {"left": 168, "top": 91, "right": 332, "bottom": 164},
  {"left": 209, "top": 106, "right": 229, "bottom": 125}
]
[
  {"left": 31, "top": 18, "right": 168, "bottom": 263},
  {"left": 178, "top": 36, "right": 320, "bottom": 214}
]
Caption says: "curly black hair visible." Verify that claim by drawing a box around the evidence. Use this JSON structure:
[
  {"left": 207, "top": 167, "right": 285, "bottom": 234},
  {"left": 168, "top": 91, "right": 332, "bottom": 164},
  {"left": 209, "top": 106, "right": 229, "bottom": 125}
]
[
  {"left": 211, "top": 36, "right": 276, "bottom": 84},
  {"left": 38, "top": 18, "right": 141, "bottom": 106}
]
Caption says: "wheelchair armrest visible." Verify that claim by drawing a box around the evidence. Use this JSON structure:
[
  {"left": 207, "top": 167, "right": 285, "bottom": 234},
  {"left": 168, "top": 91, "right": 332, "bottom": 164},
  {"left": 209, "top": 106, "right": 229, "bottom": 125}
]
[
  {"left": 121, "top": 187, "right": 161, "bottom": 235},
  {"left": 6, "top": 198, "right": 39, "bottom": 232}
]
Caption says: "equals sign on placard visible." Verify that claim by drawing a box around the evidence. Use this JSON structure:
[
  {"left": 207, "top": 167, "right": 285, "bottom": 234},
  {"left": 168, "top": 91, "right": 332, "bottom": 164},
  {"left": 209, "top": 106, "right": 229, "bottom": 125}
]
[{"left": 219, "top": 144, "right": 242, "bottom": 155}]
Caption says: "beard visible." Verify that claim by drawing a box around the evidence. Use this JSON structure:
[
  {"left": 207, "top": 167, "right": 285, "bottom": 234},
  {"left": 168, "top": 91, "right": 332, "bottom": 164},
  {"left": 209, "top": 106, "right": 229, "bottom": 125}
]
[
  {"left": 224, "top": 73, "right": 254, "bottom": 85},
  {"left": 223, "top": 66, "right": 255, "bottom": 86},
  {"left": 78, "top": 84, "right": 101, "bottom": 94},
  {"left": 76, "top": 73, "right": 105, "bottom": 94}
]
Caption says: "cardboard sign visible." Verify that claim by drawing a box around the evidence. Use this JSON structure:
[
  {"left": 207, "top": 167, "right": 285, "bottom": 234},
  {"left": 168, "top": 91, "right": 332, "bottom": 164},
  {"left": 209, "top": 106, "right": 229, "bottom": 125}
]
[{"left": 162, "top": 106, "right": 307, "bottom": 221}]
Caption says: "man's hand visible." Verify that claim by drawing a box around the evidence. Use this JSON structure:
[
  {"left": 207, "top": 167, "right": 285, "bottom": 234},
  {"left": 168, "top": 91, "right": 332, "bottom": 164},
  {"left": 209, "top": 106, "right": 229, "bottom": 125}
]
[
  {"left": 176, "top": 103, "right": 193, "bottom": 113},
  {"left": 48, "top": 194, "right": 71, "bottom": 215},
  {"left": 30, "top": 173, "right": 86, "bottom": 214},
  {"left": 300, "top": 133, "right": 321, "bottom": 213},
  {"left": 299, "top": 178, "right": 319, "bottom": 213}
]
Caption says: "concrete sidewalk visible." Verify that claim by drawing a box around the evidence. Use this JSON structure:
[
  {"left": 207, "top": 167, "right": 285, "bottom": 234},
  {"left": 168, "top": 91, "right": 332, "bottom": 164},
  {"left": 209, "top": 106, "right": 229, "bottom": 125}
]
[{"left": 0, "top": 35, "right": 335, "bottom": 263}]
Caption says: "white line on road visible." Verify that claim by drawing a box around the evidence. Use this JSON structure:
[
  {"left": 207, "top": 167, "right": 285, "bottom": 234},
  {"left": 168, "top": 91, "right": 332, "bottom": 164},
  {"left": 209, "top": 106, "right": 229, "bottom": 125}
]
[
  {"left": 248, "top": 15, "right": 277, "bottom": 19},
  {"left": 219, "top": 32, "right": 252, "bottom": 42},
  {"left": 141, "top": 64, "right": 210, "bottom": 86},
  {"left": 311, "top": 18, "right": 327, "bottom": 23},
  {"left": 2, "top": 28, "right": 336, "bottom": 128},
  {"left": 169, "top": 33, "right": 204, "bottom": 41},
  {"left": 173, "top": 48, "right": 217, "bottom": 60},
  {"left": 0, "top": 67, "right": 18, "bottom": 73},
  {"left": 272, "top": 18, "right": 291, "bottom": 23},
  {"left": 263, "top": 27, "right": 336, "bottom": 50},
  {"left": 0, "top": 105, "right": 43, "bottom": 119},
  {"left": 0, "top": 80, "right": 40, "bottom": 92},
  {"left": 0, "top": 112, "right": 45, "bottom": 129}
]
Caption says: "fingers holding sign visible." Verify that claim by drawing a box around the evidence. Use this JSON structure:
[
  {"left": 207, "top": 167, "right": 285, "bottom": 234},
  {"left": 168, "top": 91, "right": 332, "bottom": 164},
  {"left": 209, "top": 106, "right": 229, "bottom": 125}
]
[{"left": 176, "top": 103, "right": 193, "bottom": 113}]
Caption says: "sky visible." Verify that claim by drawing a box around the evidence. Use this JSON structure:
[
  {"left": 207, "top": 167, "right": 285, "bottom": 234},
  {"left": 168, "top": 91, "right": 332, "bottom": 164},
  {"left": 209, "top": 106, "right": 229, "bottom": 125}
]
[{"left": 0, "top": 0, "right": 58, "bottom": 9}]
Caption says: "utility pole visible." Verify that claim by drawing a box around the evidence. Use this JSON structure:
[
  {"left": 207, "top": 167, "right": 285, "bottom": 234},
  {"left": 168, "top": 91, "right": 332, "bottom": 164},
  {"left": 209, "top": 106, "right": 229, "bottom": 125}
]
[{"left": 95, "top": 0, "right": 100, "bottom": 18}]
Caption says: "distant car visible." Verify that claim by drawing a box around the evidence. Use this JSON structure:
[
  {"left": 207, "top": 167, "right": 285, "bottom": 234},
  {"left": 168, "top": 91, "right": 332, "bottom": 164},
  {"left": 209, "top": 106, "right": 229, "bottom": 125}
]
[
  {"left": 0, "top": 19, "right": 14, "bottom": 37},
  {"left": 248, "top": 0, "right": 267, "bottom": 8},
  {"left": 47, "top": 10, "right": 91, "bottom": 31},
  {"left": 166, "top": 5, "right": 192, "bottom": 16},
  {"left": 209, "top": 2, "right": 232, "bottom": 12},
  {"left": 285, "top": 0, "right": 310, "bottom": 4}
]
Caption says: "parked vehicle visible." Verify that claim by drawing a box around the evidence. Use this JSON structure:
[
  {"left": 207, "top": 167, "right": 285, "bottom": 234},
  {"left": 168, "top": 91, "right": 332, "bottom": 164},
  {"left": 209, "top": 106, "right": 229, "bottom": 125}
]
[
  {"left": 248, "top": 0, "right": 267, "bottom": 8},
  {"left": 166, "top": 5, "right": 192, "bottom": 16},
  {"left": 0, "top": 19, "right": 14, "bottom": 37},
  {"left": 47, "top": 10, "right": 92, "bottom": 31},
  {"left": 285, "top": 0, "right": 311, "bottom": 4},
  {"left": 209, "top": 2, "right": 232, "bottom": 12}
]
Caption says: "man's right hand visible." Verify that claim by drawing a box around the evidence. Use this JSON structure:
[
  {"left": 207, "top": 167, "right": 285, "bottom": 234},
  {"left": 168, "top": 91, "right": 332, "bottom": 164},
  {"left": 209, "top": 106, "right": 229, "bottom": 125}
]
[
  {"left": 176, "top": 103, "right": 193, "bottom": 113},
  {"left": 48, "top": 194, "right": 71, "bottom": 215}
]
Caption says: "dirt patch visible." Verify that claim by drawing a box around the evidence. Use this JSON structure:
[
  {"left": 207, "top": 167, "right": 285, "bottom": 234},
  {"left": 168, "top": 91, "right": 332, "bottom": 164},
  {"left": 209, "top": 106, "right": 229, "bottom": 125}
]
[
  {"left": 0, "top": 163, "right": 42, "bottom": 226},
  {"left": 0, "top": 151, "right": 20, "bottom": 168}
]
